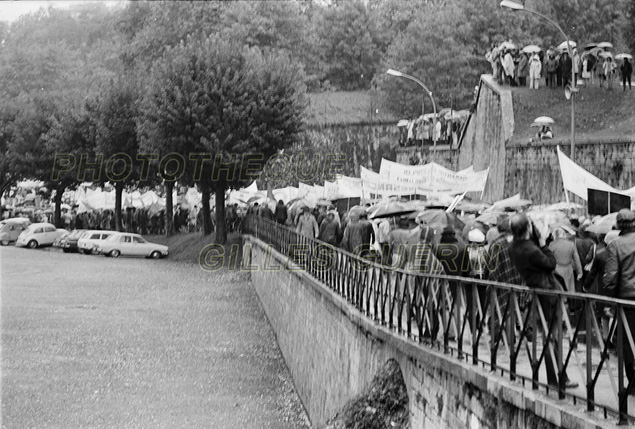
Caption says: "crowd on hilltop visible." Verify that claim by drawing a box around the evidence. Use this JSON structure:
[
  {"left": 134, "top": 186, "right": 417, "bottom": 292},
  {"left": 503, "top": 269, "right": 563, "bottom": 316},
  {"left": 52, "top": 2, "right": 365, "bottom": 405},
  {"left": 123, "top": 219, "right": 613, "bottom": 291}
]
[{"left": 486, "top": 43, "right": 633, "bottom": 91}]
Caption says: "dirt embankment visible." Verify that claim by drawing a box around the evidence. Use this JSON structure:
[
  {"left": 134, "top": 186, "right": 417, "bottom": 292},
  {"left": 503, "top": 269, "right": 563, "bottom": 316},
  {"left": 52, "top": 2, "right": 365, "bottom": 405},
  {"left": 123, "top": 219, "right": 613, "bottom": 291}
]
[{"left": 322, "top": 360, "right": 410, "bottom": 429}]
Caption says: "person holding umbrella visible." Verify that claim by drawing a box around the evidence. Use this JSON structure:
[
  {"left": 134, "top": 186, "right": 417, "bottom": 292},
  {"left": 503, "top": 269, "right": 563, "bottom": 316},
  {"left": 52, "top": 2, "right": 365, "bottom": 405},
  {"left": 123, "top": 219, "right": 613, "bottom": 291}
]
[
  {"left": 529, "top": 53, "right": 543, "bottom": 89},
  {"left": 517, "top": 51, "right": 529, "bottom": 87},
  {"left": 603, "top": 55, "right": 616, "bottom": 90},
  {"left": 621, "top": 57, "right": 632, "bottom": 91}
]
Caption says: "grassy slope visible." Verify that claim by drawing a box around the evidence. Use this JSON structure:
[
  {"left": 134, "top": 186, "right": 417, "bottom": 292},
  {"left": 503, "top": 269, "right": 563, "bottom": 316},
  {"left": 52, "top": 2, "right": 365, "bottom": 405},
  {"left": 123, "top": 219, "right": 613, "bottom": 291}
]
[
  {"left": 306, "top": 91, "right": 399, "bottom": 126},
  {"left": 146, "top": 232, "right": 243, "bottom": 266},
  {"left": 511, "top": 83, "right": 635, "bottom": 143}
]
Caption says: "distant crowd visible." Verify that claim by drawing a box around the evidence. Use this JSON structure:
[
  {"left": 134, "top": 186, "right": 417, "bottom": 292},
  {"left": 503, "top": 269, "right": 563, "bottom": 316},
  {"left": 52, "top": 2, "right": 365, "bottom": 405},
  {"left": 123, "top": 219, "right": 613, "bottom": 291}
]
[{"left": 486, "top": 44, "right": 633, "bottom": 91}]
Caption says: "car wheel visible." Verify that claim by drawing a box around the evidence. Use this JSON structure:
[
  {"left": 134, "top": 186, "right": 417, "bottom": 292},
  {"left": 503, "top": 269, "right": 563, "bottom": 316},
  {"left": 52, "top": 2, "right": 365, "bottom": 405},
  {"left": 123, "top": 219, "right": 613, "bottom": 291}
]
[
  {"left": 63, "top": 248, "right": 70, "bottom": 253},
  {"left": 84, "top": 248, "right": 92, "bottom": 255},
  {"left": 110, "top": 250, "right": 121, "bottom": 258},
  {"left": 0, "top": 240, "right": 9, "bottom": 246},
  {"left": 150, "top": 251, "right": 161, "bottom": 259},
  {"left": 27, "top": 240, "right": 38, "bottom": 249}
]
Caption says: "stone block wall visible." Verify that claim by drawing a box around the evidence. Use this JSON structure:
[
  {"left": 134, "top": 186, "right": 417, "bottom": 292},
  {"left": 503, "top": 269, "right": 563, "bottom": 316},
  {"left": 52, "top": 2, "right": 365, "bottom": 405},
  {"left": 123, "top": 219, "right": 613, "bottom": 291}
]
[
  {"left": 245, "top": 236, "right": 611, "bottom": 428},
  {"left": 504, "top": 139, "right": 635, "bottom": 204},
  {"left": 457, "top": 76, "right": 514, "bottom": 202}
]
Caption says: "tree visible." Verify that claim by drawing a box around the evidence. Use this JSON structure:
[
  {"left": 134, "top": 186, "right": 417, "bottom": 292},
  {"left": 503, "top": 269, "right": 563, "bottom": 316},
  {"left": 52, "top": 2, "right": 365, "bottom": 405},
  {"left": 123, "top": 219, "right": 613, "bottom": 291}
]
[
  {"left": 376, "top": 1, "right": 488, "bottom": 117},
  {"left": 87, "top": 79, "right": 141, "bottom": 232},
  {"left": 314, "top": 0, "right": 381, "bottom": 90},
  {"left": 42, "top": 104, "right": 94, "bottom": 227},
  {"left": 628, "top": 0, "right": 635, "bottom": 54},
  {"left": 141, "top": 36, "right": 306, "bottom": 243}
]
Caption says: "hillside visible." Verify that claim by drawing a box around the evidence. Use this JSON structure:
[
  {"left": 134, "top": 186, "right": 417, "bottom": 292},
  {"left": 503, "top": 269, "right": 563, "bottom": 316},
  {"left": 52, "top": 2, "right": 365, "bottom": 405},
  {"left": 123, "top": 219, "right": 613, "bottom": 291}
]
[
  {"left": 306, "top": 91, "right": 399, "bottom": 126},
  {"left": 511, "top": 83, "right": 635, "bottom": 144}
]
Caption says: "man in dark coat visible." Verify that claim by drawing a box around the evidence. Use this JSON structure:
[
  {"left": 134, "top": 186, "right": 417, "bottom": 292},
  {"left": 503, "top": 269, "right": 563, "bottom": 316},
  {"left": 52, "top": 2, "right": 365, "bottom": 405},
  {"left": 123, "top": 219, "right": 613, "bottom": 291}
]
[
  {"left": 561, "top": 52, "right": 572, "bottom": 88},
  {"left": 509, "top": 214, "right": 577, "bottom": 389},
  {"left": 318, "top": 212, "right": 341, "bottom": 247},
  {"left": 259, "top": 203, "right": 274, "bottom": 221},
  {"left": 604, "top": 209, "right": 635, "bottom": 391}
]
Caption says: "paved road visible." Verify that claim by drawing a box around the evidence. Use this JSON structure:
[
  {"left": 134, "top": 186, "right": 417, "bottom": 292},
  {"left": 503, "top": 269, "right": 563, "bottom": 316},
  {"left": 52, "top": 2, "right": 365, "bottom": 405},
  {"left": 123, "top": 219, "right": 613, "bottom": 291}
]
[{"left": 1, "top": 246, "right": 310, "bottom": 428}]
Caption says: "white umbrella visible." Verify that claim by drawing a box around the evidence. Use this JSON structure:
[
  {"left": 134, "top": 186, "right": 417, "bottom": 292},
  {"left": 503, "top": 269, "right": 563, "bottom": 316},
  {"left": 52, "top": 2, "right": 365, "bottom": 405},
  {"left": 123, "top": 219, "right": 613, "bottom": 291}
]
[
  {"left": 499, "top": 41, "right": 517, "bottom": 50},
  {"left": 532, "top": 116, "right": 555, "bottom": 125},
  {"left": 599, "top": 51, "right": 613, "bottom": 59},
  {"left": 615, "top": 53, "right": 633, "bottom": 60},
  {"left": 557, "top": 41, "right": 576, "bottom": 51},
  {"left": 597, "top": 42, "right": 613, "bottom": 49},
  {"left": 522, "top": 45, "right": 541, "bottom": 54}
]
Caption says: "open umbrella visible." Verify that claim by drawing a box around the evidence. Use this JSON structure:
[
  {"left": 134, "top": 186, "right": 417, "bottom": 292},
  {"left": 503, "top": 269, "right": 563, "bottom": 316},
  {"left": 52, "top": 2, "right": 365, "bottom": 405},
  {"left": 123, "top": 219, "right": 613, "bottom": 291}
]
[
  {"left": 584, "top": 42, "right": 598, "bottom": 51},
  {"left": 499, "top": 41, "right": 517, "bottom": 50},
  {"left": 522, "top": 45, "right": 541, "bottom": 54},
  {"left": 289, "top": 198, "right": 311, "bottom": 212},
  {"left": 615, "top": 53, "right": 633, "bottom": 60},
  {"left": 415, "top": 209, "right": 465, "bottom": 233},
  {"left": 475, "top": 211, "right": 508, "bottom": 226},
  {"left": 557, "top": 41, "right": 577, "bottom": 51},
  {"left": 586, "top": 212, "right": 618, "bottom": 234},
  {"left": 315, "top": 198, "right": 332, "bottom": 207},
  {"left": 541, "top": 201, "right": 583, "bottom": 211},
  {"left": 598, "top": 51, "right": 613, "bottom": 59},
  {"left": 369, "top": 202, "right": 416, "bottom": 219},
  {"left": 533, "top": 116, "right": 555, "bottom": 125},
  {"left": 597, "top": 42, "right": 613, "bottom": 49}
]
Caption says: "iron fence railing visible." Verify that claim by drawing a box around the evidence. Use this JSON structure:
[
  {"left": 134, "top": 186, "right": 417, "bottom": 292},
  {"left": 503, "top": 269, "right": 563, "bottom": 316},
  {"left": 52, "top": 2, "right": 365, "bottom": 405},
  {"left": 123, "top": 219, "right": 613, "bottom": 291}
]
[{"left": 243, "top": 215, "right": 635, "bottom": 424}]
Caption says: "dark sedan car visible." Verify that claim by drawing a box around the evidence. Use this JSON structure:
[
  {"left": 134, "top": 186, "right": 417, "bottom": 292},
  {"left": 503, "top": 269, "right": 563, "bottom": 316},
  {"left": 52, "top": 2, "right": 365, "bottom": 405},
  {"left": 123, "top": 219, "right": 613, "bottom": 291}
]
[{"left": 58, "top": 229, "right": 87, "bottom": 253}]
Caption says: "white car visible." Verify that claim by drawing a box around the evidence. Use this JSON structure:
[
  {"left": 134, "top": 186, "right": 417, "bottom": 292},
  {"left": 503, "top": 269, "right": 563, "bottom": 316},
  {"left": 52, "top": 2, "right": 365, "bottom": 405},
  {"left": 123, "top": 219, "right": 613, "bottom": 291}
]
[
  {"left": 0, "top": 218, "right": 31, "bottom": 245},
  {"left": 16, "top": 222, "right": 68, "bottom": 249},
  {"left": 95, "top": 232, "right": 169, "bottom": 259},
  {"left": 77, "top": 230, "right": 117, "bottom": 254}
]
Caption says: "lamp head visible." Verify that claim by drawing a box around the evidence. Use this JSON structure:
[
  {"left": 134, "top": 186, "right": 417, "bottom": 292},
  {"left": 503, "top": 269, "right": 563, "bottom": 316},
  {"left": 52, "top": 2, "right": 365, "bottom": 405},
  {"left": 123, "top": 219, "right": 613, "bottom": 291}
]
[
  {"left": 386, "top": 69, "right": 403, "bottom": 77},
  {"left": 500, "top": 0, "right": 524, "bottom": 10}
]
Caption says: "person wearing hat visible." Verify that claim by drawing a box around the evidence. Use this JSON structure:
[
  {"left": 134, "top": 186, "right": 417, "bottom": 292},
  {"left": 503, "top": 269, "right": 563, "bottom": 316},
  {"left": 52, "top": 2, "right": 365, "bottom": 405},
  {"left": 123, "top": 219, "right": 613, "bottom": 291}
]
[
  {"left": 604, "top": 209, "right": 635, "bottom": 390},
  {"left": 467, "top": 228, "right": 488, "bottom": 280},
  {"left": 296, "top": 206, "right": 319, "bottom": 239},
  {"left": 549, "top": 227, "right": 582, "bottom": 293},
  {"left": 436, "top": 226, "right": 468, "bottom": 277},
  {"left": 318, "top": 211, "right": 342, "bottom": 247}
]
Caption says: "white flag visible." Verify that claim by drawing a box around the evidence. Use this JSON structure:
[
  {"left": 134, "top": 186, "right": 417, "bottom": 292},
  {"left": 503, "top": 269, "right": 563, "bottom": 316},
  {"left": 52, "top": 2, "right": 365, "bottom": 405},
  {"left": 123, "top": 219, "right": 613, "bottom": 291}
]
[{"left": 556, "top": 146, "right": 621, "bottom": 200}]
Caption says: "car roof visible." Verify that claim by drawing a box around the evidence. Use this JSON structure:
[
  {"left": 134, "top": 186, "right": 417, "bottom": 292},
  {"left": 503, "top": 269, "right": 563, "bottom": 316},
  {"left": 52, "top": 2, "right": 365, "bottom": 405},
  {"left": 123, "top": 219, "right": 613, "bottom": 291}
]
[
  {"left": 0, "top": 218, "right": 31, "bottom": 224},
  {"left": 29, "top": 222, "right": 55, "bottom": 228}
]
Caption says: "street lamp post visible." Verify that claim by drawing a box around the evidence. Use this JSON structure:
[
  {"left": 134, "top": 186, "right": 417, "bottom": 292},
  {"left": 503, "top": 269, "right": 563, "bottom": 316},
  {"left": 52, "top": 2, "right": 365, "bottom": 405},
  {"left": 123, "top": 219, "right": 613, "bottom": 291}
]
[
  {"left": 500, "top": 0, "right": 576, "bottom": 161},
  {"left": 386, "top": 69, "right": 438, "bottom": 164}
]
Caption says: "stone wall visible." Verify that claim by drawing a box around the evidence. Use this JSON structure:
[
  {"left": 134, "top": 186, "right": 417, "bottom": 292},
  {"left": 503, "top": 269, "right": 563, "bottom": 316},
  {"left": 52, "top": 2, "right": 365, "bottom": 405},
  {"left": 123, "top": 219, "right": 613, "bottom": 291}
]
[
  {"left": 305, "top": 123, "right": 400, "bottom": 177},
  {"left": 395, "top": 145, "right": 458, "bottom": 170},
  {"left": 246, "top": 236, "right": 610, "bottom": 429},
  {"left": 504, "top": 139, "right": 635, "bottom": 205},
  {"left": 457, "top": 76, "right": 514, "bottom": 202}
]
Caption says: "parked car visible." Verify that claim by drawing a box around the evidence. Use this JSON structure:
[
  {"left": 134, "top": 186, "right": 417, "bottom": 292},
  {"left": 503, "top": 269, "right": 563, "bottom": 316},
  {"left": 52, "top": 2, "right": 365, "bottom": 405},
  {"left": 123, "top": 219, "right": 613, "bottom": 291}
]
[
  {"left": 95, "top": 232, "right": 169, "bottom": 259},
  {"left": 0, "top": 218, "right": 31, "bottom": 245},
  {"left": 16, "top": 223, "right": 68, "bottom": 249},
  {"left": 58, "top": 229, "right": 88, "bottom": 253},
  {"left": 77, "top": 230, "right": 116, "bottom": 254}
]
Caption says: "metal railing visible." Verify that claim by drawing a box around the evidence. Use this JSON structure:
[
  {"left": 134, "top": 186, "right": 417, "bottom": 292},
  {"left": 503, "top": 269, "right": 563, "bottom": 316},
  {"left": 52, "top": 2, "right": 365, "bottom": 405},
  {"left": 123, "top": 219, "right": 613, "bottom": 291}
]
[{"left": 243, "top": 215, "right": 635, "bottom": 424}]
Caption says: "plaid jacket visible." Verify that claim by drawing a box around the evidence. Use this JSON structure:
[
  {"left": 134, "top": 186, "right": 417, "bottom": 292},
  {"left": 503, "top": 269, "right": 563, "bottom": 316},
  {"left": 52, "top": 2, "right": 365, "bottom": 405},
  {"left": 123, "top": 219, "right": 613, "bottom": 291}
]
[{"left": 488, "top": 235, "right": 526, "bottom": 286}]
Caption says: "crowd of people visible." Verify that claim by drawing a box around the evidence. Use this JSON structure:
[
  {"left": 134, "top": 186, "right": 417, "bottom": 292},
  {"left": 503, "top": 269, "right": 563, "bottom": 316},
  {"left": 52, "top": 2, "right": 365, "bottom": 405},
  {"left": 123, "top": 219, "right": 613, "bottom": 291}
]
[
  {"left": 249, "top": 199, "right": 635, "bottom": 391},
  {"left": 486, "top": 43, "right": 633, "bottom": 92}
]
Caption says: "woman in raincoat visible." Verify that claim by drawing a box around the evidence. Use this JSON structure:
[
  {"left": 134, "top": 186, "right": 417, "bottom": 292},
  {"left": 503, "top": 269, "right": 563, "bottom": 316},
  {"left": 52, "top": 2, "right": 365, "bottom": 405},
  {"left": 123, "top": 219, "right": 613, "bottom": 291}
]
[
  {"left": 548, "top": 227, "right": 582, "bottom": 292},
  {"left": 529, "top": 53, "right": 542, "bottom": 89},
  {"left": 502, "top": 49, "right": 516, "bottom": 86},
  {"left": 517, "top": 52, "right": 529, "bottom": 87}
]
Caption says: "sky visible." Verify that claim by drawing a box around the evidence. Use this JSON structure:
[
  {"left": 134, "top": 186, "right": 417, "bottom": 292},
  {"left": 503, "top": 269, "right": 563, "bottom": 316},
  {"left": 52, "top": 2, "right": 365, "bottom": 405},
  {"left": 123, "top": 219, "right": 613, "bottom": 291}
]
[{"left": 0, "top": 1, "right": 124, "bottom": 22}]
